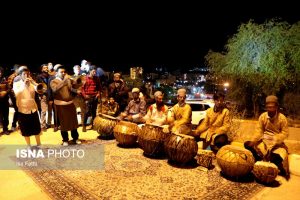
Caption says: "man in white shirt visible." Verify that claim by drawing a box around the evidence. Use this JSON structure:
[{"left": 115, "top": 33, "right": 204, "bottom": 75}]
[
  {"left": 13, "top": 66, "right": 41, "bottom": 147},
  {"left": 143, "top": 91, "right": 169, "bottom": 126}
]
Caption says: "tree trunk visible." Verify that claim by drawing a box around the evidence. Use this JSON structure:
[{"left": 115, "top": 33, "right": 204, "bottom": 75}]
[{"left": 252, "top": 94, "right": 260, "bottom": 119}]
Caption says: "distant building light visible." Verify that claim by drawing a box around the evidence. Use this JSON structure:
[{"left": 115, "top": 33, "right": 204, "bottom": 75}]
[{"left": 223, "top": 82, "right": 229, "bottom": 87}]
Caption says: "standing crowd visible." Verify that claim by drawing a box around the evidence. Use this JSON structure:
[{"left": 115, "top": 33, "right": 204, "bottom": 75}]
[{"left": 0, "top": 61, "right": 290, "bottom": 179}]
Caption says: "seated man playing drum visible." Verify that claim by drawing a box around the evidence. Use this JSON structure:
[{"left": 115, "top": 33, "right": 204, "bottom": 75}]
[
  {"left": 118, "top": 88, "right": 146, "bottom": 123},
  {"left": 106, "top": 96, "right": 120, "bottom": 117},
  {"left": 168, "top": 88, "right": 192, "bottom": 135},
  {"left": 143, "top": 91, "right": 169, "bottom": 126},
  {"left": 192, "top": 93, "right": 230, "bottom": 153},
  {"left": 244, "top": 95, "right": 290, "bottom": 179},
  {"left": 100, "top": 97, "right": 120, "bottom": 117}
]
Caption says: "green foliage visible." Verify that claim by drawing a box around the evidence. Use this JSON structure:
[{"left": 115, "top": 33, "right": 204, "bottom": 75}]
[
  {"left": 205, "top": 19, "right": 300, "bottom": 117},
  {"left": 156, "top": 85, "right": 176, "bottom": 102},
  {"left": 227, "top": 104, "right": 247, "bottom": 142},
  {"left": 283, "top": 93, "right": 300, "bottom": 120}
]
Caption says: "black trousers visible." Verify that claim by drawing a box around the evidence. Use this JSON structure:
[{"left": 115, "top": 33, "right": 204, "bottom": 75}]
[
  {"left": 0, "top": 99, "right": 9, "bottom": 131},
  {"left": 61, "top": 129, "right": 79, "bottom": 142},
  {"left": 199, "top": 134, "right": 228, "bottom": 153},
  {"left": 211, "top": 134, "right": 229, "bottom": 153},
  {"left": 84, "top": 97, "right": 98, "bottom": 126}
]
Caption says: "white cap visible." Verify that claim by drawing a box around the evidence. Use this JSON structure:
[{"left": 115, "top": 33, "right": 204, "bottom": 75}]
[
  {"left": 114, "top": 73, "right": 121, "bottom": 77},
  {"left": 17, "top": 66, "right": 29, "bottom": 74},
  {"left": 177, "top": 88, "right": 186, "bottom": 95},
  {"left": 132, "top": 88, "right": 140, "bottom": 93},
  {"left": 154, "top": 91, "right": 163, "bottom": 98},
  {"left": 53, "top": 64, "right": 63, "bottom": 71}
]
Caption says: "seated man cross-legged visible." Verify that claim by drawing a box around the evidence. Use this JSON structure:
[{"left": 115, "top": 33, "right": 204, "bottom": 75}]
[
  {"left": 192, "top": 93, "right": 230, "bottom": 153},
  {"left": 244, "top": 95, "right": 290, "bottom": 179}
]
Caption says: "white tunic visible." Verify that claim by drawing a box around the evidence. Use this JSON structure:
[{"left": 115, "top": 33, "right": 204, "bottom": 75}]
[{"left": 13, "top": 80, "right": 38, "bottom": 114}]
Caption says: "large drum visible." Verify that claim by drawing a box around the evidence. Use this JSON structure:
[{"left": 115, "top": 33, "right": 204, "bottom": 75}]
[
  {"left": 138, "top": 124, "right": 170, "bottom": 157},
  {"left": 252, "top": 161, "right": 279, "bottom": 184},
  {"left": 289, "top": 153, "right": 300, "bottom": 176},
  {"left": 216, "top": 145, "right": 255, "bottom": 178},
  {"left": 164, "top": 133, "right": 198, "bottom": 164},
  {"left": 93, "top": 114, "right": 118, "bottom": 139},
  {"left": 113, "top": 121, "right": 141, "bottom": 146}
]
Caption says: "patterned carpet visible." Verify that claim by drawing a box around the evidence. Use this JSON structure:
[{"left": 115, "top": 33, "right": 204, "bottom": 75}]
[{"left": 24, "top": 139, "right": 265, "bottom": 200}]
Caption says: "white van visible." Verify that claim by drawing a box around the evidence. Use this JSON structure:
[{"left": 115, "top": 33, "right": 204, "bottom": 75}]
[{"left": 186, "top": 99, "right": 215, "bottom": 125}]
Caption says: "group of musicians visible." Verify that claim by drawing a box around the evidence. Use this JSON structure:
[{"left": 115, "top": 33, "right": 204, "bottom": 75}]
[{"left": 0, "top": 63, "right": 289, "bottom": 179}]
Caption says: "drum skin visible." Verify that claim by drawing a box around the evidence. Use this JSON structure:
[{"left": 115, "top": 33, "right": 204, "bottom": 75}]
[
  {"left": 113, "top": 121, "right": 141, "bottom": 146},
  {"left": 164, "top": 133, "right": 198, "bottom": 164},
  {"left": 252, "top": 161, "right": 279, "bottom": 184},
  {"left": 138, "top": 124, "right": 170, "bottom": 157},
  {"left": 216, "top": 145, "right": 255, "bottom": 178},
  {"left": 289, "top": 154, "right": 300, "bottom": 176}
]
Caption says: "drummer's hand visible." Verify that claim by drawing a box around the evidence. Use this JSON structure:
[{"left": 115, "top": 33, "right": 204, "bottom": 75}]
[
  {"left": 121, "top": 113, "right": 127, "bottom": 117},
  {"left": 263, "top": 133, "right": 275, "bottom": 141},
  {"left": 255, "top": 148, "right": 264, "bottom": 160},
  {"left": 244, "top": 141, "right": 257, "bottom": 148},
  {"left": 141, "top": 118, "right": 152, "bottom": 124},
  {"left": 127, "top": 115, "right": 133, "bottom": 121},
  {"left": 264, "top": 133, "right": 277, "bottom": 146},
  {"left": 107, "top": 111, "right": 114, "bottom": 116},
  {"left": 162, "top": 125, "right": 170, "bottom": 133},
  {"left": 116, "top": 115, "right": 123, "bottom": 120},
  {"left": 191, "top": 130, "right": 198, "bottom": 137}
]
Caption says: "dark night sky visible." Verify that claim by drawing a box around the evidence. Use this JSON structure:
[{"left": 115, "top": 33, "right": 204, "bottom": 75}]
[{"left": 1, "top": 2, "right": 299, "bottom": 73}]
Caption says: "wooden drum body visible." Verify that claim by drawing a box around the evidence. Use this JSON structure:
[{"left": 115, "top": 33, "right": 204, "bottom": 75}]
[
  {"left": 164, "top": 133, "right": 198, "bottom": 164},
  {"left": 252, "top": 161, "right": 279, "bottom": 184},
  {"left": 216, "top": 145, "right": 255, "bottom": 178},
  {"left": 113, "top": 121, "right": 141, "bottom": 146},
  {"left": 289, "top": 154, "right": 300, "bottom": 176},
  {"left": 93, "top": 114, "right": 118, "bottom": 139},
  {"left": 138, "top": 124, "right": 170, "bottom": 157}
]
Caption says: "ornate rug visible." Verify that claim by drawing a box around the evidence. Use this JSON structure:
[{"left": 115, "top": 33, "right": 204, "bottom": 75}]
[{"left": 24, "top": 139, "right": 265, "bottom": 200}]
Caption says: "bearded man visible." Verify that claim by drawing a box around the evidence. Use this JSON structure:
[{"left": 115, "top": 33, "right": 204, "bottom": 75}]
[{"left": 143, "top": 91, "right": 169, "bottom": 126}]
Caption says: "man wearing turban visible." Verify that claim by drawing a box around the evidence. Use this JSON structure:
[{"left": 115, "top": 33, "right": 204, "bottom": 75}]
[{"left": 168, "top": 88, "right": 192, "bottom": 134}]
